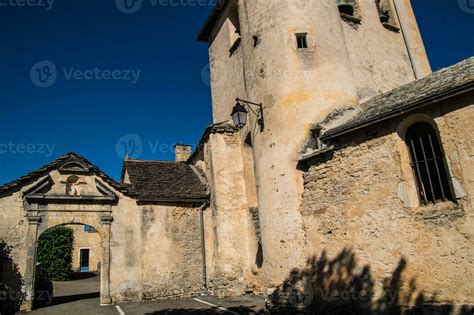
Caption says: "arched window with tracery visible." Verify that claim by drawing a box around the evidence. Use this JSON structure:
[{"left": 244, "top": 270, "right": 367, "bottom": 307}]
[{"left": 405, "top": 122, "right": 453, "bottom": 204}]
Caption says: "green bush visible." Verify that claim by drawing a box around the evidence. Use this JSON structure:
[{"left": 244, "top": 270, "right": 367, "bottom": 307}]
[{"left": 36, "top": 226, "right": 74, "bottom": 281}]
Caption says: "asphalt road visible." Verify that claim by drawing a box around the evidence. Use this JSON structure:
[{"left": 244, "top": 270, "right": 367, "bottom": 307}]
[{"left": 27, "top": 275, "right": 266, "bottom": 315}]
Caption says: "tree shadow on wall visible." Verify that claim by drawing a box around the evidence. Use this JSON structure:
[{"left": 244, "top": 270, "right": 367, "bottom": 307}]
[
  {"left": 0, "top": 241, "right": 24, "bottom": 315},
  {"left": 267, "top": 248, "right": 472, "bottom": 314}
]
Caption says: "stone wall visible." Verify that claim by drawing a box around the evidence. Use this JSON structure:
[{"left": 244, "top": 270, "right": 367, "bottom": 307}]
[
  {"left": 110, "top": 201, "right": 205, "bottom": 302},
  {"left": 0, "top": 190, "right": 28, "bottom": 313},
  {"left": 140, "top": 205, "right": 203, "bottom": 299},
  {"left": 299, "top": 97, "right": 474, "bottom": 306}
]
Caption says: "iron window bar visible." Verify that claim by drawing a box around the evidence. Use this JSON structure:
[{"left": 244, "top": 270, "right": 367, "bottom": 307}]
[
  {"left": 428, "top": 134, "right": 447, "bottom": 200},
  {"left": 407, "top": 124, "right": 452, "bottom": 204},
  {"left": 296, "top": 33, "right": 308, "bottom": 49}
]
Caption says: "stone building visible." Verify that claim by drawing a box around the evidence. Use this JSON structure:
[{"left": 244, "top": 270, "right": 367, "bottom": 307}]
[
  {"left": 0, "top": 152, "right": 208, "bottom": 311},
  {"left": 0, "top": 0, "right": 473, "bottom": 313},
  {"left": 68, "top": 224, "right": 101, "bottom": 273}
]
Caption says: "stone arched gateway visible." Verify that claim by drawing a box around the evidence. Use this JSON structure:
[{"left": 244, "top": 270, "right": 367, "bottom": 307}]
[
  {"left": 23, "top": 212, "right": 112, "bottom": 311},
  {"left": 0, "top": 153, "right": 125, "bottom": 312},
  {"left": 18, "top": 156, "right": 121, "bottom": 311},
  {"left": 1, "top": 151, "right": 211, "bottom": 312}
]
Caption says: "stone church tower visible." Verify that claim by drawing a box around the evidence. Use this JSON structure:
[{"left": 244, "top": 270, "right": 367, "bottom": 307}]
[{"left": 198, "top": 0, "right": 431, "bottom": 287}]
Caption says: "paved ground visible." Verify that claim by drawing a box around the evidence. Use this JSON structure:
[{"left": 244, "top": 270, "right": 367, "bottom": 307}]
[{"left": 27, "top": 275, "right": 266, "bottom": 315}]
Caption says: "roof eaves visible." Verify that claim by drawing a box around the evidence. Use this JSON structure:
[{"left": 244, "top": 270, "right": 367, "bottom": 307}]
[
  {"left": 136, "top": 196, "right": 210, "bottom": 204},
  {"left": 321, "top": 81, "right": 474, "bottom": 141},
  {"left": 197, "top": 0, "right": 228, "bottom": 42}
]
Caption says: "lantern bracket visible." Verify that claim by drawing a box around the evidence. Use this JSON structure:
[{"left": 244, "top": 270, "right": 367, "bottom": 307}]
[{"left": 235, "top": 98, "right": 264, "bottom": 131}]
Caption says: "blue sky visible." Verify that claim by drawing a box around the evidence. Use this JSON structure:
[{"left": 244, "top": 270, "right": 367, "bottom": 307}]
[{"left": 0, "top": 0, "right": 472, "bottom": 185}]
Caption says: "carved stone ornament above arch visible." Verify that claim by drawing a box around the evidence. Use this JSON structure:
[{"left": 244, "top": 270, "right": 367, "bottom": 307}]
[{"left": 58, "top": 158, "right": 91, "bottom": 175}]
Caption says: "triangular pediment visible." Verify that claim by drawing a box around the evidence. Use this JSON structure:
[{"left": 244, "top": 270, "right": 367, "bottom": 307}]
[
  {"left": 0, "top": 152, "right": 127, "bottom": 203},
  {"left": 24, "top": 173, "right": 118, "bottom": 203}
]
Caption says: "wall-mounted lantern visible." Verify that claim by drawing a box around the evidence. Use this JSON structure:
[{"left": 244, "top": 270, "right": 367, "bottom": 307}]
[{"left": 231, "top": 98, "right": 264, "bottom": 131}]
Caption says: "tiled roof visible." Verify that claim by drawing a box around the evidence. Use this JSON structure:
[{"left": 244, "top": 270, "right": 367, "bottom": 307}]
[
  {"left": 0, "top": 152, "right": 127, "bottom": 195},
  {"left": 122, "top": 160, "right": 208, "bottom": 202},
  {"left": 322, "top": 57, "right": 474, "bottom": 140}
]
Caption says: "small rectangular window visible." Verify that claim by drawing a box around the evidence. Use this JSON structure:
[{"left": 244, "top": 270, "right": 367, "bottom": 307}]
[{"left": 296, "top": 33, "right": 308, "bottom": 49}]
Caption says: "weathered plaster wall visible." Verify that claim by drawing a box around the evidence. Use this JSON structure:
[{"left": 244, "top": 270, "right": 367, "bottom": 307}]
[
  {"left": 140, "top": 205, "right": 203, "bottom": 299},
  {"left": 69, "top": 224, "right": 101, "bottom": 273},
  {"left": 341, "top": 0, "right": 431, "bottom": 100},
  {"left": 0, "top": 190, "right": 27, "bottom": 314},
  {"left": 110, "top": 200, "right": 205, "bottom": 302},
  {"left": 0, "top": 190, "right": 28, "bottom": 283},
  {"left": 192, "top": 129, "right": 261, "bottom": 296},
  {"left": 207, "top": 0, "right": 246, "bottom": 123},
  {"left": 300, "top": 99, "right": 474, "bottom": 305},
  {"left": 109, "top": 194, "right": 143, "bottom": 302}
]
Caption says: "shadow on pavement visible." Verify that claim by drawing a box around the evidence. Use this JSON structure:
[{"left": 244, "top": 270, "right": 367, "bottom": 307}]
[
  {"left": 48, "top": 292, "right": 100, "bottom": 306},
  {"left": 33, "top": 272, "right": 100, "bottom": 310},
  {"left": 69, "top": 272, "right": 99, "bottom": 280},
  {"left": 147, "top": 306, "right": 267, "bottom": 314}
]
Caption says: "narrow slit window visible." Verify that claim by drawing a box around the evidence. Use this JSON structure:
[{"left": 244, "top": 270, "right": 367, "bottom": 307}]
[
  {"left": 296, "top": 33, "right": 308, "bottom": 49},
  {"left": 406, "top": 122, "right": 453, "bottom": 204}
]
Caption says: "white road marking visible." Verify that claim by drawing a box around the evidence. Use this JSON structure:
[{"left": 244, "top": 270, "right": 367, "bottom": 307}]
[
  {"left": 193, "top": 297, "right": 238, "bottom": 314},
  {"left": 115, "top": 305, "right": 125, "bottom": 315}
]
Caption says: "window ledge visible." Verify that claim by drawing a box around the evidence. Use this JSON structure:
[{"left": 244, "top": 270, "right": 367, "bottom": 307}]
[
  {"left": 340, "top": 13, "right": 362, "bottom": 25},
  {"left": 414, "top": 201, "right": 464, "bottom": 221},
  {"left": 296, "top": 47, "right": 315, "bottom": 53},
  {"left": 382, "top": 22, "right": 400, "bottom": 32}
]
